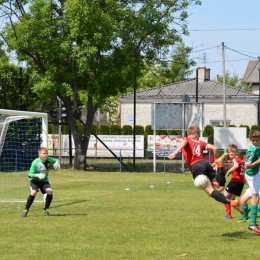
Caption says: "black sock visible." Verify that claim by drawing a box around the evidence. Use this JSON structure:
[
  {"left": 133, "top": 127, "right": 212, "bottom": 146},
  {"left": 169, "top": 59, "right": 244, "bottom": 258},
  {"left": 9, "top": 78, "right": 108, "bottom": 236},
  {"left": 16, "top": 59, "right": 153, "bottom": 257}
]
[
  {"left": 25, "top": 195, "right": 35, "bottom": 211},
  {"left": 211, "top": 190, "right": 230, "bottom": 204},
  {"left": 44, "top": 194, "right": 53, "bottom": 210}
]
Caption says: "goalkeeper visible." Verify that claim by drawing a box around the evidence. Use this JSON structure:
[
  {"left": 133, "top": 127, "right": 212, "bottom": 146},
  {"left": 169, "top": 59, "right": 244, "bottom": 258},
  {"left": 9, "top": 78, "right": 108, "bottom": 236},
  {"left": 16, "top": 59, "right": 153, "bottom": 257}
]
[{"left": 21, "top": 147, "right": 60, "bottom": 217}]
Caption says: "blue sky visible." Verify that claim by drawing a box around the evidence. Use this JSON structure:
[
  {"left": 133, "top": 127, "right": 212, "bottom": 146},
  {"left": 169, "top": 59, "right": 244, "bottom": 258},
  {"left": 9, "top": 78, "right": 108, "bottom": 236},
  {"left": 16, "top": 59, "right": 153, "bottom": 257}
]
[{"left": 183, "top": 0, "right": 260, "bottom": 80}]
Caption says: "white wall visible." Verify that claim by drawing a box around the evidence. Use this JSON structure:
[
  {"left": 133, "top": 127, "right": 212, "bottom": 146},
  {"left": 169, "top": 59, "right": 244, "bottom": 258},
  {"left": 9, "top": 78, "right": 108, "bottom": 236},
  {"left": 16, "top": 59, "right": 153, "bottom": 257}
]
[{"left": 120, "top": 102, "right": 258, "bottom": 128}]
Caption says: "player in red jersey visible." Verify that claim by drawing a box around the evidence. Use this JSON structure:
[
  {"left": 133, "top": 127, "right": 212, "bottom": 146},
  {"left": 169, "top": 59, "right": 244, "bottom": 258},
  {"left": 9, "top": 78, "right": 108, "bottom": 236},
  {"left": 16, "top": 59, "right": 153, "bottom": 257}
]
[
  {"left": 222, "top": 144, "right": 245, "bottom": 218},
  {"left": 168, "top": 125, "right": 238, "bottom": 207}
]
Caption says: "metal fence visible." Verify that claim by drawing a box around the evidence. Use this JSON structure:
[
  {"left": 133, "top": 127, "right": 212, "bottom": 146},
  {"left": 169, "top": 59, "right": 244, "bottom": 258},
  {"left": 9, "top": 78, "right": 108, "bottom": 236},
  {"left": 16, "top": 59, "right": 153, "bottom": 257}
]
[{"left": 58, "top": 148, "right": 246, "bottom": 173}]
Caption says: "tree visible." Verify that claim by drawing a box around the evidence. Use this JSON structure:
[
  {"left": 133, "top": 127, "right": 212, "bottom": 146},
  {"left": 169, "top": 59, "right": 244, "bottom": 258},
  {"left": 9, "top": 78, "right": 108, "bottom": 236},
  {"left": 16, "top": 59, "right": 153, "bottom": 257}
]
[
  {"left": 0, "top": 0, "right": 201, "bottom": 170},
  {"left": 138, "top": 41, "right": 196, "bottom": 89},
  {"left": 0, "top": 63, "right": 38, "bottom": 110},
  {"left": 216, "top": 71, "right": 251, "bottom": 92}
]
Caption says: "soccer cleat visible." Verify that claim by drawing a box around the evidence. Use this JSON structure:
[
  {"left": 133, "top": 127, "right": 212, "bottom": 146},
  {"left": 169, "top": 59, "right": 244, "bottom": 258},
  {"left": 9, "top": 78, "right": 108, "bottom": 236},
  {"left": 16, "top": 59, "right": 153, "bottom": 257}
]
[
  {"left": 215, "top": 152, "right": 229, "bottom": 168},
  {"left": 43, "top": 210, "right": 50, "bottom": 217},
  {"left": 237, "top": 219, "right": 249, "bottom": 223},
  {"left": 230, "top": 199, "right": 239, "bottom": 207},
  {"left": 21, "top": 210, "right": 28, "bottom": 217},
  {"left": 248, "top": 225, "right": 260, "bottom": 233},
  {"left": 224, "top": 215, "right": 232, "bottom": 219}
]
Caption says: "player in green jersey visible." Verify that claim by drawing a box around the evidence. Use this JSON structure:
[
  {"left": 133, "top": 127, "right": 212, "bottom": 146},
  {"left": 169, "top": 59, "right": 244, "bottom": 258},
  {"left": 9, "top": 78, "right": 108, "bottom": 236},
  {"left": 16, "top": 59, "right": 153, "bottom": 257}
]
[
  {"left": 243, "top": 131, "right": 260, "bottom": 233},
  {"left": 21, "top": 147, "right": 60, "bottom": 217}
]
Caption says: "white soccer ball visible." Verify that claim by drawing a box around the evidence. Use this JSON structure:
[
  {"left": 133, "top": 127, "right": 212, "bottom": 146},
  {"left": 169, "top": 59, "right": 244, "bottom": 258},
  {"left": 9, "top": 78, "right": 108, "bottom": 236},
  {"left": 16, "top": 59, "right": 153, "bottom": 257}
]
[{"left": 194, "top": 175, "right": 209, "bottom": 189}]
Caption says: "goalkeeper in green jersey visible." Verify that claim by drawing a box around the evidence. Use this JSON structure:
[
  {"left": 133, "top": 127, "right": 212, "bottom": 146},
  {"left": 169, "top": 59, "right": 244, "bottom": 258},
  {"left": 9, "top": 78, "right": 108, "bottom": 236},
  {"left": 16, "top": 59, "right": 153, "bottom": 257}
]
[{"left": 21, "top": 147, "right": 60, "bottom": 217}]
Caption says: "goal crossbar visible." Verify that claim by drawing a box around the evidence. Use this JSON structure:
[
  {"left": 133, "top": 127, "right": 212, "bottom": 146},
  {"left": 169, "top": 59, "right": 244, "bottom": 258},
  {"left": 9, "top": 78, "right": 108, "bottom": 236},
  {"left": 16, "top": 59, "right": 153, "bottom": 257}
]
[
  {"left": 0, "top": 109, "right": 48, "bottom": 148},
  {"left": 0, "top": 109, "right": 48, "bottom": 202}
]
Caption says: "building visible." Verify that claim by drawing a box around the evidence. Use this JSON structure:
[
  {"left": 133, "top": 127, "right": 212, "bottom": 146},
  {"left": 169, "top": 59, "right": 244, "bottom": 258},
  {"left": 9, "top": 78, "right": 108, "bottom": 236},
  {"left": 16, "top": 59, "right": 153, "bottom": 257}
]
[
  {"left": 120, "top": 67, "right": 259, "bottom": 129},
  {"left": 243, "top": 60, "right": 260, "bottom": 95}
]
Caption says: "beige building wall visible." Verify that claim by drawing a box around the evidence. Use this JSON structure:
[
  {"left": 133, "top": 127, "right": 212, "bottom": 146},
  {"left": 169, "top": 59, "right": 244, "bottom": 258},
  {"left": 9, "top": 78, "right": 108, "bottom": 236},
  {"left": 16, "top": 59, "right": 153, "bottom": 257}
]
[
  {"left": 120, "top": 102, "right": 258, "bottom": 128},
  {"left": 204, "top": 103, "right": 257, "bottom": 126},
  {"left": 121, "top": 103, "right": 152, "bottom": 127}
]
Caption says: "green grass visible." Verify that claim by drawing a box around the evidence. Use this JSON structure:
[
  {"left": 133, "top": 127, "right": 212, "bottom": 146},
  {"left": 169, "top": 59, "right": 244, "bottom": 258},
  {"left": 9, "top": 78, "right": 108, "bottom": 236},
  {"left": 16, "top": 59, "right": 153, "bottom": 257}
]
[{"left": 0, "top": 170, "right": 259, "bottom": 259}]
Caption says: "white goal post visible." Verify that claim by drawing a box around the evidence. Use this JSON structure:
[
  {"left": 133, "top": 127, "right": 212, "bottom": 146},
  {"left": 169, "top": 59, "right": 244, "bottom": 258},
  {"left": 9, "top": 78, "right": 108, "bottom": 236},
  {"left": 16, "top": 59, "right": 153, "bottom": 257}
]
[
  {"left": 0, "top": 109, "right": 48, "bottom": 153},
  {"left": 0, "top": 109, "right": 48, "bottom": 202}
]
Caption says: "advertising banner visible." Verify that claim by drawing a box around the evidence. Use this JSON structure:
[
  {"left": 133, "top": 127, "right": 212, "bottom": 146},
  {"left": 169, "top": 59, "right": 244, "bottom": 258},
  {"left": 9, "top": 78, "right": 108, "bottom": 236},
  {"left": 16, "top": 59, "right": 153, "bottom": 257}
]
[
  {"left": 61, "top": 134, "right": 144, "bottom": 158},
  {"left": 147, "top": 135, "right": 184, "bottom": 158}
]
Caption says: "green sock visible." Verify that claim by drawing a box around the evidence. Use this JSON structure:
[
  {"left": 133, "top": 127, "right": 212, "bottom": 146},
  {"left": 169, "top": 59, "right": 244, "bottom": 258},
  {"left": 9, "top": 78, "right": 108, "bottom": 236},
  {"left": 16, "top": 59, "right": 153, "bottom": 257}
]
[
  {"left": 241, "top": 204, "right": 249, "bottom": 220},
  {"left": 257, "top": 205, "right": 260, "bottom": 212},
  {"left": 250, "top": 205, "right": 258, "bottom": 226}
]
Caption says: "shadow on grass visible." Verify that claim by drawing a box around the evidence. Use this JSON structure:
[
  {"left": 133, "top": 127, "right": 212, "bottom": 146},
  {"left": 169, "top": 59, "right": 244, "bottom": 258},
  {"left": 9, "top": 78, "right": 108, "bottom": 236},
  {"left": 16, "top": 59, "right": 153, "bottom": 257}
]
[
  {"left": 51, "top": 199, "right": 88, "bottom": 209},
  {"left": 50, "top": 213, "right": 88, "bottom": 217},
  {"left": 47, "top": 200, "right": 89, "bottom": 216},
  {"left": 222, "top": 231, "right": 252, "bottom": 238}
]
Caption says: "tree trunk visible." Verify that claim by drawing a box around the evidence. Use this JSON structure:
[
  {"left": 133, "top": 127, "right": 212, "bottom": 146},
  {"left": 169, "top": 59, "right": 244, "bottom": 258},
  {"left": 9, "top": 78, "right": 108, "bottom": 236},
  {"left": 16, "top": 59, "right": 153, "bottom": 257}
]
[{"left": 69, "top": 96, "right": 97, "bottom": 170}]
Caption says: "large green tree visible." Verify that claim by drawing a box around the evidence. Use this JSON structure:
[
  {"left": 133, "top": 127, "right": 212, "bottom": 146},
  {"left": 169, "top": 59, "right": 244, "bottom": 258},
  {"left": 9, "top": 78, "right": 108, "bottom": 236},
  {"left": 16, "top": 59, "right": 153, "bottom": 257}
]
[
  {"left": 0, "top": 0, "right": 201, "bottom": 170},
  {"left": 138, "top": 41, "right": 195, "bottom": 89},
  {"left": 0, "top": 63, "right": 38, "bottom": 110}
]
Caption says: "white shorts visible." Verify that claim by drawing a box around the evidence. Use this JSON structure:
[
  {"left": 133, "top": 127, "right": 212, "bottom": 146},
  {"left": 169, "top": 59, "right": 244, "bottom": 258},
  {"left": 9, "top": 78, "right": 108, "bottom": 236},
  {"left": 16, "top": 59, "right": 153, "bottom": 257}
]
[
  {"left": 245, "top": 187, "right": 260, "bottom": 197},
  {"left": 245, "top": 170, "right": 260, "bottom": 195}
]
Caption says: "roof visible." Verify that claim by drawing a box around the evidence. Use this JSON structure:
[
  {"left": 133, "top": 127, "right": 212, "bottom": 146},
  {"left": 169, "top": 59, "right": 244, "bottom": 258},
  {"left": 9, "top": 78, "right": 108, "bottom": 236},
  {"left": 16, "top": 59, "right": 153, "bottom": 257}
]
[
  {"left": 121, "top": 78, "right": 257, "bottom": 99},
  {"left": 243, "top": 60, "right": 260, "bottom": 83}
]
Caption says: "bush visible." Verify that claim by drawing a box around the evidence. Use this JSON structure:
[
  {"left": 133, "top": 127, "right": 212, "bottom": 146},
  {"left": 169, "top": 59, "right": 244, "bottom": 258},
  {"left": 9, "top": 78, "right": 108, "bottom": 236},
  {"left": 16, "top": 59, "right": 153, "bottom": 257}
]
[
  {"left": 92, "top": 124, "right": 97, "bottom": 134},
  {"left": 251, "top": 124, "right": 259, "bottom": 131},
  {"left": 99, "top": 124, "right": 110, "bottom": 135},
  {"left": 168, "top": 130, "right": 182, "bottom": 135},
  {"left": 110, "top": 124, "right": 121, "bottom": 135},
  {"left": 135, "top": 125, "right": 144, "bottom": 135},
  {"left": 156, "top": 130, "right": 167, "bottom": 135},
  {"left": 203, "top": 125, "right": 214, "bottom": 137},
  {"left": 144, "top": 125, "right": 153, "bottom": 137},
  {"left": 239, "top": 124, "right": 250, "bottom": 136},
  {"left": 122, "top": 125, "right": 133, "bottom": 135},
  {"left": 77, "top": 123, "right": 85, "bottom": 134},
  {"left": 228, "top": 124, "right": 236, "bottom": 127},
  {"left": 207, "top": 134, "right": 214, "bottom": 144}
]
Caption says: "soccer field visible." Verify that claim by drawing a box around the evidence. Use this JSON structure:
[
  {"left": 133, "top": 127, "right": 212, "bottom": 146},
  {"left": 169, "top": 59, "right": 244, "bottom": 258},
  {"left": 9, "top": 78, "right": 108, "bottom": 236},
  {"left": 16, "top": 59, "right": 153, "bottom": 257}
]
[{"left": 0, "top": 170, "right": 259, "bottom": 260}]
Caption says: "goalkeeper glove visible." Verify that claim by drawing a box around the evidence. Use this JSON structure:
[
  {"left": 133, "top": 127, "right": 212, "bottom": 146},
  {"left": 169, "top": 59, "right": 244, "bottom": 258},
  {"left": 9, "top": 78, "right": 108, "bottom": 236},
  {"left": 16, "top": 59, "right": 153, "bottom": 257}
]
[
  {"left": 53, "top": 161, "right": 61, "bottom": 170},
  {"left": 35, "top": 173, "right": 45, "bottom": 179}
]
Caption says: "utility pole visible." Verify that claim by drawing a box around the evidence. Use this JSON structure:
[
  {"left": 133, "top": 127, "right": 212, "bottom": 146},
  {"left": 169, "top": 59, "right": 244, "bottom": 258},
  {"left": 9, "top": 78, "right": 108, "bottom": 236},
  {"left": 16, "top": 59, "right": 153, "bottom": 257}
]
[
  {"left": 57, "top": 96, "right": 62, "bottom": 161},
  {"left": 222, "top": 42, "right": 226, "bottom": 127}
]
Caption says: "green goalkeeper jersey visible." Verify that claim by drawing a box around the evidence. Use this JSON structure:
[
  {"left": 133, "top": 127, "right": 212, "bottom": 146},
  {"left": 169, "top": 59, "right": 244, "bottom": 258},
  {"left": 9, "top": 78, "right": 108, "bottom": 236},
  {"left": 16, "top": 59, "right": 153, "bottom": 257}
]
[
  {"left": 28, "top": 157, "right": 59, "bottom": 181},
  {"left": 245, "top": 143, "right": 260, "bottom": 176}
]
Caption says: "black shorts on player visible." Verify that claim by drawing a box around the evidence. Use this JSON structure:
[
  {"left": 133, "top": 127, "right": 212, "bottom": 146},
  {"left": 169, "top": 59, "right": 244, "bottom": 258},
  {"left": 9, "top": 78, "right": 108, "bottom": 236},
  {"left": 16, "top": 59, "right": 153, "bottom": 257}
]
[
  {"left": 30, "top": 180, "right": 51, "bottom": 194},
  {"left": 225, "top": 181, "right": 244, "bottom": 196}
]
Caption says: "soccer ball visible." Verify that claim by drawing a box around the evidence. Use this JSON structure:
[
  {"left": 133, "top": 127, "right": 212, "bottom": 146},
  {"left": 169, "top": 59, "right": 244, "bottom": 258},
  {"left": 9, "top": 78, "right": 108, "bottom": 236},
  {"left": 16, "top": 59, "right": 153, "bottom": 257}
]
[{"left": 194, "top": 175, "right": 209, "bottom": 189}]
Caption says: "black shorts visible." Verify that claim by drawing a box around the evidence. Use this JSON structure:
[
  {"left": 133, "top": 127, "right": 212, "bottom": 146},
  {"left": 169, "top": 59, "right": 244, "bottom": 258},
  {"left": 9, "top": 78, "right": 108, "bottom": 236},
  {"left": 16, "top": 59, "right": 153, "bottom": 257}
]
[
  {"left": 190, "top": 160, "right": 217, "bottom": 182},
  {"left": 217, "top": 168, "right": 226, "bottom": 187},
  {"left": 30, "top": 180, "right": 51, "bottom": 194},
  {"left": 225, "top": 181, "right": 244, "bottom": 196}
]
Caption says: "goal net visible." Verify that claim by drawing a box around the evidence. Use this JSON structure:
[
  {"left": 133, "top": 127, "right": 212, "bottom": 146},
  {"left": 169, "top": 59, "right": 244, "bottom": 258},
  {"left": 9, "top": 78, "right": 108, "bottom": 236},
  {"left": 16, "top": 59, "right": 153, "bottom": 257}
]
[{"left": 0, "top": 109, "right": 48, "bottom": 202}]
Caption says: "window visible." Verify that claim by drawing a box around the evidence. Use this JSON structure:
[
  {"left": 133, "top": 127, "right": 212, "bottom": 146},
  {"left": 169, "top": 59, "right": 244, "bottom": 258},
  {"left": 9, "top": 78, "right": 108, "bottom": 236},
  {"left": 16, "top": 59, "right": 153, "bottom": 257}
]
[{"left": 210, "top": 120, "right": 231, "bottom": 127}]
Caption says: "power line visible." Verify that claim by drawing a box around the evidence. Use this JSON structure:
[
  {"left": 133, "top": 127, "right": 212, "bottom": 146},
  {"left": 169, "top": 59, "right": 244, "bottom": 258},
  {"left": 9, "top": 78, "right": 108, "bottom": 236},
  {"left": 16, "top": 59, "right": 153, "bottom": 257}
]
[
  {"left": 226, "top": 46, "right": 260, "bottom": 59},
  {"left": 195, "top": 58, "right": 253, "bottom": 64},
  {"left": 188, "top": 28, "right": 260, "bottom": 32},
  {"left": 190, "top": 46, "right": 218, "bottom": 53}
]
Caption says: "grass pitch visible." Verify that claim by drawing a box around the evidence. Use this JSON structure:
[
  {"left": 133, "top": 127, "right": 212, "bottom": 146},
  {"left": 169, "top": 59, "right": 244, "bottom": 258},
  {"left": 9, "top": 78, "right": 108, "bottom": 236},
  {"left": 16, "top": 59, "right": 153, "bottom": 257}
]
[{"left": 0, "top": 170, "right": 259, "bottom": 260}]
